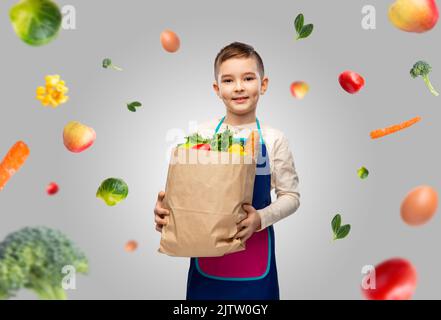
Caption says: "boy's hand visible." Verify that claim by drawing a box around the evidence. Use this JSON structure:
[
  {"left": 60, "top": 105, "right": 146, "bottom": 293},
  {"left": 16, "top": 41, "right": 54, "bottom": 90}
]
[
  {"left": 235, "top": 204, "right": 262, "bottom": 243},
  {"left": 154, "top": 191, "right": 170, "bottom": 232}
]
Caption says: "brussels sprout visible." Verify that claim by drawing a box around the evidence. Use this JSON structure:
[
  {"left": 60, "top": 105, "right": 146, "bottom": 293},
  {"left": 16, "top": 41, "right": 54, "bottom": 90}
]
[
  {"left": 10, "top": 0, "right": 62, "bottom": 46},
  {"left": 96, "top": 178, "right": 129, "bottom": 206}
]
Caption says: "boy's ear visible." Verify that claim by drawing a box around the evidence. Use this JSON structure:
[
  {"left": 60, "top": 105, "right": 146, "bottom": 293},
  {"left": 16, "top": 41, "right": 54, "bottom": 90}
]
[
  {"left": 260, "top": 77, "right": 269, "bottom": 95},
  {"left": 213, "top": 81, "right": 220, "bottom": 98}
]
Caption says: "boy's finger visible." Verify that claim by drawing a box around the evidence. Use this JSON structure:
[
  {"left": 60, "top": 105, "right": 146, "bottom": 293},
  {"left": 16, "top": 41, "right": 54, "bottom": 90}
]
[
  {"left": 237, "top": 220, "right": 249, "bottom": 230},
  {"left": 155, "top": 206, "right": 170, "bottom": 216},
  {"left": 155, "top": 216, "right": 167, "bottom": 225},
  {"left": 235, "top": 228, "right": 248, "bottom": 239},
  {"left": 157, "top": 191, "right": 165, "bottom": 202}
]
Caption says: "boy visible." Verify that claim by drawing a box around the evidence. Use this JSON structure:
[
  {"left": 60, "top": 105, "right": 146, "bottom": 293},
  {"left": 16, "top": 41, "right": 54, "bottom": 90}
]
[{"left": 154, "top": 42, "right": 300, "bottom": 300}]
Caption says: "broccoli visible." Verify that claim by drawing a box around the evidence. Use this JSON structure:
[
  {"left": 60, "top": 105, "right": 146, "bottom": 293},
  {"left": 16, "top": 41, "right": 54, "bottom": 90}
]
[
  {"left": 0, "top": 227, "right": 88, "bottom": 300},
  {"left": 410, "top": 61, "right": 439, "bottom": 96}
]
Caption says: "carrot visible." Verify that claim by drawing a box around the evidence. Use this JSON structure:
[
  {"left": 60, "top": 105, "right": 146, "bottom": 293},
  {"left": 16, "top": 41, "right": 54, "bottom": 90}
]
[
  {"left": 370, "top": 116, "right": 421, "bottom": 139},
  {"left": 0, "top": 141, "right": 30, "bottom": 191}
]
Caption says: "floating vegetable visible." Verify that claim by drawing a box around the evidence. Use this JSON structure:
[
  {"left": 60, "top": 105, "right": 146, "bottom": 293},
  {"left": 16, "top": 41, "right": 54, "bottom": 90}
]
[
  {"left": 339, "top": 71, "right": 365, "bottom": 94},
  {"left": 361, "top": 258, "right": 417, "bottom": 300},
  {"left": 357, "top": 166, "right": 369, "bottom": 179},
  {"left": 0, "top": 141, "right": 30, "bottom": 191},
  {"left": 9, "top": 0, "right": 62, "bottom": 46},
  {"left": 370, "top": 116, "right": 421, "bottom": 139},
  {"left": 36, "top": 75, "right": 69, "bottom": 108},
  {"left": 410, "top": 61, "right": 439, "bottom": 96},
  {"left": 0, "top": 226, "right": 88, "bottom": 300},
  {"left": 96, "top": 178, "right": 129, "bottom": 206},
  {"left": 102, "top": 58, "right": 123, "bottom": 71},
  {"left": 46, "top": 182, "right": 59, "bottom": 195},
  {"left": 331, "top": 214, "right": 351, "bottom": 241},
  {"left": 127, "top": 101, "right": 142, "bottom": 112},
  {"left": 294, "top": 13, "right": 314, "bottom": 40}
]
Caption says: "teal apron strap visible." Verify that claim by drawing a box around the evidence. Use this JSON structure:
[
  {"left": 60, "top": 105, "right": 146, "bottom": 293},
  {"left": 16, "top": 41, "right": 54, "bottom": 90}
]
[{"left": 214, "top": 116, "right": 265, "bottom": 145}]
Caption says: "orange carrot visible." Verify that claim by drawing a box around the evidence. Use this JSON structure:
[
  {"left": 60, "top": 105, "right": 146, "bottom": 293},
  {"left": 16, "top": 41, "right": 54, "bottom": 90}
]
[
  {"left": 0, "top": 141, "right": 30, "bottom": 191},
  {"left": 370, "top": 116, "right": 421, "bottom": 139}
]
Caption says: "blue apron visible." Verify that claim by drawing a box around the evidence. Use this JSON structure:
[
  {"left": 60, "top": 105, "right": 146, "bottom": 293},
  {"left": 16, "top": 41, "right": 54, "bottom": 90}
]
[{"left": 186, "top": 117, "right": 279, "bottom": 300}]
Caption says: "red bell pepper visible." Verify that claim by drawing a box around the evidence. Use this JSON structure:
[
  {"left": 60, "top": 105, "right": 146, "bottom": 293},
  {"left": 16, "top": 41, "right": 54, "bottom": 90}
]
[{"left": 192, "top": 144, "right": 211, "bottom": 151}]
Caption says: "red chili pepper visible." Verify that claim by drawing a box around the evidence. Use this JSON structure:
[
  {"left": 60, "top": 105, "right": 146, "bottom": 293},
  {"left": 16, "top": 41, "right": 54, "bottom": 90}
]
[
  {"left": 361, "top": 258, "right": 417, "bottom": 300},
  {"left": 339, "top": 71, "right": 365, "bottom": 94},
  {"left": 191, "top": 144, "right": 211, "bottom": 151}
]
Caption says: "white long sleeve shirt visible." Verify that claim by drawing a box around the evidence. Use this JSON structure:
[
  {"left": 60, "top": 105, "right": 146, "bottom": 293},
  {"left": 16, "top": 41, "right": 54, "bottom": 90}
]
[{"left": 189, "top": 117, "right": 301, "bottom": 230}]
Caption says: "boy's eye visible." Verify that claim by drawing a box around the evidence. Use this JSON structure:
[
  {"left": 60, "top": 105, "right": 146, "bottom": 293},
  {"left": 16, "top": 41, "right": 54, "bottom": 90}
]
[
  {"left": 245, "top": 77, "right": 255, "bottom": 81},
  {"left": 222, "top": 79, "right": 232, "bottom": 83}
]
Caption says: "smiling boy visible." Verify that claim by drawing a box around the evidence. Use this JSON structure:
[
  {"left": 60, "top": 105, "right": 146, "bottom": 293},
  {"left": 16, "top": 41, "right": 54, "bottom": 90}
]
[{"left": 154, "top": 42, "right": 300, "bottom": 300}]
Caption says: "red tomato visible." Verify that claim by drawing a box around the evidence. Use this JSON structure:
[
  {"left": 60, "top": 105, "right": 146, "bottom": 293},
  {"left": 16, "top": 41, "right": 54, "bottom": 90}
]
[
  {"left": 46, "top": 182, "right": 59, "bottom": 195},
  {"left": 339, "top": 71, "right": 365, "bottom": 94},
  {"left": 192, "top": 144, "right": 211, "bottom": 150},
  {"left": 361, "top": 258, "right": 417, "bottom": 300}
]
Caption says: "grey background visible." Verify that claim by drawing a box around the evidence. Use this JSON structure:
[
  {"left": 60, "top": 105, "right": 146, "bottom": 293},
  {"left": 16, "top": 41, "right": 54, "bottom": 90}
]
[{"left": 0, "top": 0, "right": 440, "bottom": 299}]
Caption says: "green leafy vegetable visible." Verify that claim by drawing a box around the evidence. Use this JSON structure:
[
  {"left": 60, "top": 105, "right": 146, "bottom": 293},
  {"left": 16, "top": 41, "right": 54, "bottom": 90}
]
[
  {"left": 9, "top": 0, "right": 62, "bottom": 46},
  {"left": 179, "top": 127, "right": 247, "bottom": 151},
  {"left": 102, "top": 58, "right": 123, "bottom": 71},
  {"left": 96, "top": 178, "right": 129, "bottom": 206},
  {"left": 184, "top": 133, "right": 211, "bottom": 145},
  {"left": 0, "top": 226, "right": 88, "bottom": 300},
  {"left": 410, "top": 61, "right": 439, "bottom": 96},
  {"left": 294, "top": 13, "right": 314, "bottom": 40},
  {"left": 357, "top": 166, "right": 369, "bottom": 179},
  {"left": 331, "top": 214, "right": 351, "bottom": 241},
  {"left": 127, "top": 101, "right": 142, "bottom": 112},
  {"left": 210, "top": 127, "right": 235, "bottom": 152},
  {"left": 294, "top": 14, "right": 304, "bottom": 33}
]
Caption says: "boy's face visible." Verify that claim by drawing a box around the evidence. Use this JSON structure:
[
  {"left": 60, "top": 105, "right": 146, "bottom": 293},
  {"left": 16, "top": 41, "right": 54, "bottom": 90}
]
[{"left": 213, "top": 57, "right": 268, "bottom": 117}]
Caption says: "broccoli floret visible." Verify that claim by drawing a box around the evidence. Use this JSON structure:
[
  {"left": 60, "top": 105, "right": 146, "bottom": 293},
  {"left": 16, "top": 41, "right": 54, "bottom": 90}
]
[
  {"left": 410, "top": 61, "right": 439, "bottom": 96},
  {"left": 0, "top": 227, "right": 88, "bottom": 300}
]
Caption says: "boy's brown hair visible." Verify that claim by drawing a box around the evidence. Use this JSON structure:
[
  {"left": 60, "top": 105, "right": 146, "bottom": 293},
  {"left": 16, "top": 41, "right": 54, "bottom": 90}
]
[{"left": 214, "top": 42, "right": 265, "bottom": 81}]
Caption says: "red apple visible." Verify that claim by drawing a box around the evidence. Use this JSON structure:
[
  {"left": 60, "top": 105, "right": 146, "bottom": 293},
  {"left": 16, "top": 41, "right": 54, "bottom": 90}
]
[
  {"left": 63, "top": 121, "right": 96, "bottom": 153},
  {"left": 290, "top": 81, "right": 309, "bottom": 99}
]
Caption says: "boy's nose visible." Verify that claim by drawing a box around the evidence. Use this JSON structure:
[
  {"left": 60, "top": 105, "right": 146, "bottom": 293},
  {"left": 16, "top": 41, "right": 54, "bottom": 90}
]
[{"left": 234, "top": 80, "right": 244, "bottom": 91}]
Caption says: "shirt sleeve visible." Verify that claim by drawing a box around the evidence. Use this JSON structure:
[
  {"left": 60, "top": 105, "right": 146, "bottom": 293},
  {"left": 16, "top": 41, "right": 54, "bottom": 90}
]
[{"left": 256, "top": 133, "right": 300, "bottom": 231}]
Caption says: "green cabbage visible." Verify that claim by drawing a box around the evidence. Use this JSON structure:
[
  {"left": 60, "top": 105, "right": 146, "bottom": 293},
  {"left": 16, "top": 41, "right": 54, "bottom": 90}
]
[
  {"left": 96, "top": 178, "right": 129, "bottom": 206},
  {"left": 10, "top": 0, "right": 62, "bottom": 46}
]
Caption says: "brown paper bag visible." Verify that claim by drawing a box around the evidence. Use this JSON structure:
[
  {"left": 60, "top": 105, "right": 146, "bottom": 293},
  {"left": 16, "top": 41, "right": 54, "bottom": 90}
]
[{"left": 158, "top": 134, "right": 258, "bottom": 257}]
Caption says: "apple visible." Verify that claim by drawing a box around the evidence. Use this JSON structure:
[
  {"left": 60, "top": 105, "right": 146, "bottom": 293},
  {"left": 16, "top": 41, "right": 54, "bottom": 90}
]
[
  {"left": 63, "top": 121, "right": 96, "bottom": 153},
  {"left": 389, "top": 0, "right": 439, "bottom": 33},
  {"left": 290, "top": 81, "right": 309, "bottom": 99}
]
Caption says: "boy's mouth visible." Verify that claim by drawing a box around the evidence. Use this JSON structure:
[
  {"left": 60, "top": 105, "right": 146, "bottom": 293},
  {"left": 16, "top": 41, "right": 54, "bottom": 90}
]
[{"left": 232, "top": 96, "right": 249, "bottom": 103}]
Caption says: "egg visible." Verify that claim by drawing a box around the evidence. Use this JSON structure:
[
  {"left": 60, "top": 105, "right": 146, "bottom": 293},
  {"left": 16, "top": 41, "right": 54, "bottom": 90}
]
[
  {"left": 125, "top": 240, "right": 138, "bottom": 252},
  {"left": 400, "top": 185, "right": 438, "bottom": 226},
  {"left": 160, "top": 29, "right": 180, "bottom": 53}
]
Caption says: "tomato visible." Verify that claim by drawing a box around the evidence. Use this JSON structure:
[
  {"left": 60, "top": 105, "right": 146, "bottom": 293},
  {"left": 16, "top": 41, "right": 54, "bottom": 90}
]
[
  {"left": 46, "top": 182, "right": 59, "bottom": 195},
  {"left": 361, "top": 258, "right": 417, "bottom": 300},
  {"left": 339, "top": 71, "right": 365, "bottom": 94},
  {"left": 192, "top": 143, "right": 211, "bottom": 151}
]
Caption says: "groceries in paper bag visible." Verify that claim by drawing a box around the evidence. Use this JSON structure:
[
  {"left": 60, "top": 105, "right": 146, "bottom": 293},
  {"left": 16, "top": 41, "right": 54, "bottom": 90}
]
[{"left": 159, "top": 128, "right": 260, "bottom": 257}]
